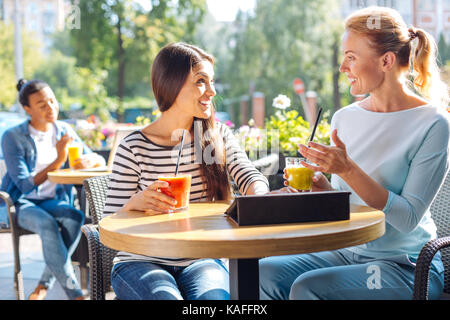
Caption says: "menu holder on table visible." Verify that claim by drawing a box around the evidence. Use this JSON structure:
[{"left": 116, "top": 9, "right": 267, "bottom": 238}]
[{"left": 225, "top": 191, "right": 351, "bottom": 226}]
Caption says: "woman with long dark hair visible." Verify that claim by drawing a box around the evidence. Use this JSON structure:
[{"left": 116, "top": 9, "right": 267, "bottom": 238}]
[
  {"left": 1, "top": 79, "right": 105, "bottom": 299},
  {"left": 102, "top": 42, "right": 269, "bottom": 300}
]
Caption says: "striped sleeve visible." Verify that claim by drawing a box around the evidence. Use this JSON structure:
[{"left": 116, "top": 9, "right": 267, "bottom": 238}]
[
  {"left": 220, "top": 123, "right": 269, "bottom": 194},
  {"left": 102, "top": 138, "right": 141, "bottom": 218}
]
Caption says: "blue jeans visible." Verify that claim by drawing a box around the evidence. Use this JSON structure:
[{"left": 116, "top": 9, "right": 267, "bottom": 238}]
[
  {"left": 111, "top": 259, "right": 230, "bottom": 300},
  {"left": 259, "top": 249, "right": 444, "bottom": 300},
  {"left": 16, "top": 198, "right": 84, "bottom": 299}
]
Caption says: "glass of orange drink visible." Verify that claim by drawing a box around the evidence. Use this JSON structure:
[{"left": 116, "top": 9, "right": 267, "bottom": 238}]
[
  {"left": 157, "top": 174, "right": 192, "bottom": 212},
  {"left": 68, "top": 142, "right": 83, "bottom": 169}
]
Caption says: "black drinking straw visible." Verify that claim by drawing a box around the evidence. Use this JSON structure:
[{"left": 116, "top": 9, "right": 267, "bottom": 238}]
[
  {"left": 309, "top": 107, "right": 323, "bottom": 143},
  {"left": 174, "top": 129, "right": 186, "bottom": 176}
]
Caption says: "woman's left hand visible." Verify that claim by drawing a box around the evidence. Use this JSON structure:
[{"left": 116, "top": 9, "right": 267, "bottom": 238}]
[
  {"left": 269, "top": 186, "right": 299, "bottom": 194},
  {"left": 72, "top": 153, "right": 105, "bottom": 169},
  {"left": 297, "top": 129, "right": 353, "bottom": 176}
]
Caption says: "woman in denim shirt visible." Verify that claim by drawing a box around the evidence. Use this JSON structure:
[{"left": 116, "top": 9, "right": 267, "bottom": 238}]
[{"left": 1, "top": 79, "right": 104, "bottom": 300}]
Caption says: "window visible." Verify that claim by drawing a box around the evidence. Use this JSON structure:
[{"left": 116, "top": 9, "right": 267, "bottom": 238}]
[
  {"left": 26, "top": 2, "right": 39, "bottom": 31},
  {"left": 43, "top": 3, "right": 55, "bottom": 34},
  {"left": 418, "top": 0, "right": 435, "bottom": 11},
  {"left": 357, "top": 0, "right": 368, "bottom": 7},
  {"left": 444, "top": 0, "right": 450, "bottom": 10}
]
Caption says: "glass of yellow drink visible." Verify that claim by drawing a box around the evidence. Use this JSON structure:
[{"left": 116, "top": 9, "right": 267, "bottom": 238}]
[
  {"left": 68, "top": 142, "right": 83, "bottom": 169},
  {"left": 285, "top": 157, "right": 314, "bottom": 191}
]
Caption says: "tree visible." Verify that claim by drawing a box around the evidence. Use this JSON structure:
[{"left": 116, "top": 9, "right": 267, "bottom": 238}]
[
  {"left": 69, "top": 0, "right": 207, "bottom": 120},
  {"left": 210, "top": 0, "right": 344, "bottom": 124},
  {"left": 437, "top": 34, "right": 450, "bottom": 66},
  {"left": 0, "top": 22, "right": 43, "bottom": 109}
]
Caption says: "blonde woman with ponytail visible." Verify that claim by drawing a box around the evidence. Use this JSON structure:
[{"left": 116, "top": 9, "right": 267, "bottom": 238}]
[{"left": 260, "top": 7, "right": 449, "bottom": 300}]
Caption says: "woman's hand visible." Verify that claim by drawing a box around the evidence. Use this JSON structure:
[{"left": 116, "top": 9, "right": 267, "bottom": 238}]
[
  {"left": 72, "top": 153, "right": 106, "bottom": 169},
  {"left": 297, "top": 129, "right": 354, "bottom": 177},
  {"left": 269, "top": 186, "right": 299, "bottom": 194},
  {"left": 123, "top": 180, "right": 177, "bottom": 213},
  {"left": 55, "top": 134, "right": 73, "bottom": 164}
]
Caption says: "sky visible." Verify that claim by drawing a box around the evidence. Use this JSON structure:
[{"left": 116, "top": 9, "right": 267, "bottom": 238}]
[
  {"left": 206, "top": 0, "right": 256, "bottom": 21},
  {"left": 135, "top": 0, "right": 256, "bottom": 22}
]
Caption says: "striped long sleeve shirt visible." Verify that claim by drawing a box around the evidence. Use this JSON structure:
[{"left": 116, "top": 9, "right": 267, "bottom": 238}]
[{"left": 102, "top": 122, "right": 269, "bottom": 266}]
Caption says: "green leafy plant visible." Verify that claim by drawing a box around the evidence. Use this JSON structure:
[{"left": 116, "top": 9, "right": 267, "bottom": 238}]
[
  {"left": 266, "top": 109, "right": 331, "bottom": 156},
  {"left": 235, "top": 94, "right": 331, "bottom": 160},
  {"left": 73, "top": 115, "right": 116, "bottom": 150}
]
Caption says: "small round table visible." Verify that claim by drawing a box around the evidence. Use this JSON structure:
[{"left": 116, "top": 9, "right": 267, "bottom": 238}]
[
  {"left": 47, "top": 169, "right": 112, "bottom": 185},
  {"left": 99, "top": 202, "right": 385, "bottom": 300}
]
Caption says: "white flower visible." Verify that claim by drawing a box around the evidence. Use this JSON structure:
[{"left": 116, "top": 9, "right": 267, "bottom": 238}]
[
  {"left": 272, "top": 94, "right": 291, "bottom": 110},
  {"left": 239, "top": 125, "right": 250, "bottom": 134},
  {"left": 249, "top": 127, "right": 261, "bottom": 138},
  {"left": 248, "top": 119, "right": 255, "bottom": 127},
  {"left": 76, "top": 120, "right": 95, "bottom": 130}
]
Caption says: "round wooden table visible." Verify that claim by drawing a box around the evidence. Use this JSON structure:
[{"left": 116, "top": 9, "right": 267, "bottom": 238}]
[
  {"left": 47, "top": 168, "right": 112, "bottom": 185},
  {"left": 99, "top": 202, "right": 385, "bottom": 299}
]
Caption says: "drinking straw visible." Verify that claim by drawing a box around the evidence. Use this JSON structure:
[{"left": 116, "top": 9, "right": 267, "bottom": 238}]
[
  {"left": 175, "top": 129, "right": 186, "bottom": 176},
  {"left": 309, "top": 107, "right": 323, "bottom": 143}
]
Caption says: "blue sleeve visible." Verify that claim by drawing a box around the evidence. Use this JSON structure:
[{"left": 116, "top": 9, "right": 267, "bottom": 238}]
[
  {"left": 383, "top": 118, "right": 449, "bottom": 233},
  {"left": 1, "top": 130, "right": 36, "bottom": 194}
]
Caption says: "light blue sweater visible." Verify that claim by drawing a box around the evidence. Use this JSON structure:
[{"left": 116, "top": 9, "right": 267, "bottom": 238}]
[{"left": 331, "top": 103, "right": 449, "bottom": 273}]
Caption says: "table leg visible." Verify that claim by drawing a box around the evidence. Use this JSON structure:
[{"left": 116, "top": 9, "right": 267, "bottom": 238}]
[
  {"left": 73, "top": 184, "right": 89, "bottom": 291},
  {"left": 229, "top": 258, "right": 260, "bottom": 300}
]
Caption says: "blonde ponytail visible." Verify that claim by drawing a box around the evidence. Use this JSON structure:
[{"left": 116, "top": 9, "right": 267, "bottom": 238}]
[{"left": 410, "top": 27, "right": 449, "bottom": 106}]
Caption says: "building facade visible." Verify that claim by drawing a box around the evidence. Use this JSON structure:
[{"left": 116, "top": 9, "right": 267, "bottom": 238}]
[
  {"left": 1, "top": 0, "right": 68, "bottom": 50},
  {"left": 341, "top": 0, "right": 450, "bottom": 42}
]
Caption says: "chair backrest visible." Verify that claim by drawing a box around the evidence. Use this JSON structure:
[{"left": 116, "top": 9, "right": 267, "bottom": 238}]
[
  {"left": 0, "top": 159, "right": 6, "bottom": 180},
  {"left": 430, "top": 171, "right": 450, "bottom": 293},
  {"left": 107, "top": 126, "right": 143, "bottom": 170},
  {"left": 83, "top": 175, "right": 111, "bottom": 225},
  {"left": 252, "top": 153, "right": 279, "bottom": 176}
]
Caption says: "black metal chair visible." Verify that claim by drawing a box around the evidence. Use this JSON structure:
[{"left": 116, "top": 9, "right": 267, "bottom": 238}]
[
  {"left": 413, "top": 171, "right": 450, "bottom": 300},
  {"left": 82, "top": 174, "right": 117, "bottom": 300},
  {"left": 0, "top": 159, "right": 36, "bottom": 300},
  {"left": 0, "top": 159, "right": 89, "bottom": 299}
]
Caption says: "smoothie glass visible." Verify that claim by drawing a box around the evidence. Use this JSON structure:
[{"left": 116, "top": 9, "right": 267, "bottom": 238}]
[
  {"left": 285, "top": 157, "right": 314, "bottom": 191},
  {"left": 158, "top": 174, "right": 192, "bottom": 212},
  {"left": 68, "top": 142, "right": 83, "bottom": 169}
]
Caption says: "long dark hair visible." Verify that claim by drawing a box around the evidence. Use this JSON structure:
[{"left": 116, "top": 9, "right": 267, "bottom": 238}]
[
  {"left": 16, "top": 79, "right": 49, "bottom": 107},
  {"left": 151, "top": 42, "right": 231, "bottom": 201}
]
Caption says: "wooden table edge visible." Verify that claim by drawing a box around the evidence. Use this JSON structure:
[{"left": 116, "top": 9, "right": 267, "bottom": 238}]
[
  {"left": 99, "top": 211, "right": 385, "bottom": 259},
  {"left": 48, "top": 169, "right": 112, "bottom": 185}
]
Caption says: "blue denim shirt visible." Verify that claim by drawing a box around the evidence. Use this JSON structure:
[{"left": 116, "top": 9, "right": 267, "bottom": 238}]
[{"left": 1, "top": 120, "right": 92, "bottom": 204}]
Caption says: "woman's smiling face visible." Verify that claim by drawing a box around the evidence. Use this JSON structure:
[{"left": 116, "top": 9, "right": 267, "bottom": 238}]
[
  {"left": 170, "top": 60, "right": 216, "bottom": 119},
  {"left": 339, "top": 30, "right": 385, "bottom": 96}
]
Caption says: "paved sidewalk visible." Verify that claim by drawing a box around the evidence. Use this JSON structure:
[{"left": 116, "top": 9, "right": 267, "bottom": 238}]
[{"left": 0, "top": 233, "right": 86, "bottom": 300}]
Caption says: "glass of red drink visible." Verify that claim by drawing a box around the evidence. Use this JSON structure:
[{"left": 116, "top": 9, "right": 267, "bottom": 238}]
[{"left": 157, "top": 174, "right": 192, "bottom": 212}]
